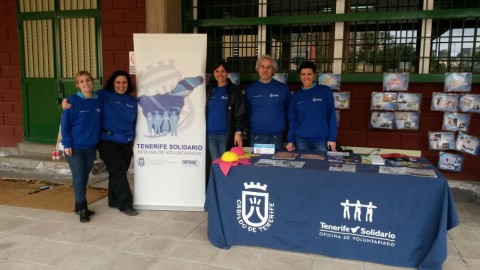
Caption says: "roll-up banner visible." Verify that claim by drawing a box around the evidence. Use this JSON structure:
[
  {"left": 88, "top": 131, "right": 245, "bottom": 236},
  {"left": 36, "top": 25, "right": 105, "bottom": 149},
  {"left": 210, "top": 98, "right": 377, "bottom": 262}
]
[{"left": 133, "top": 34, "right": 207, "bottom": 210}]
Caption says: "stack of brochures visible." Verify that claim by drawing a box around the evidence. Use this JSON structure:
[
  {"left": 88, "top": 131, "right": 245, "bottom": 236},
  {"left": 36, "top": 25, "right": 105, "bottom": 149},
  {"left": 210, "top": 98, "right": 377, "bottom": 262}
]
[
  {"left": 361, "top": 154, "right": 385, "bottom": 165},
  {"left": 329, "top": 163, "right": 356, "bottom": 172},
  {"left": 379, "top": 166, "right": 437, "bottom": 178},
  {"left": 254, "top": 159, "right": 305, "bottom": 168}
]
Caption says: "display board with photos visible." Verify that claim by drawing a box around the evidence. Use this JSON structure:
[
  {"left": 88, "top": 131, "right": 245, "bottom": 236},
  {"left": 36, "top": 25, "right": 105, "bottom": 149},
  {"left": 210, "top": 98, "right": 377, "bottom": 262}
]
[
  {"left": 429, "top": 131, "right": 456, "bottom": 150},
  {"left": 438, "top": 151, "right": 464, "bottom": 172},
  {"left": 442, "top": 112, "right": 471, "bottom": 132},
  {"left": 371, "top": 92, "right": 397, "bottom": 111},
  {"left": 383, "top": 72, "right": 409, "bottom": 91},
  {"left": 430, "top": 72, "right": 477, "bottom": 173},
  {"left": 459, "top": 94, "right": 480, "bottom": 113},
  {"left": 333, "top": 92, "right": 350, "bottom": 109},
  {"left": 397, "top": 93, "right": 421, "bottom": 111},
  {"left": 431, "top": 92, "right": 459, "bottom": 112},
  {"left": 394, "top": 111, "right": 419, "bottom": 130},
  {"left": 370, "top": 111, "right": 395, "bottom": 129},
  {"left": 444, "top": 72, "right": 472, "bottom": 92},
  {"left": 455, "top": 132, "right": 480, "bottom": 156},
  {"left": 318, "top": 73, "right": 341, "bottom": 90}
]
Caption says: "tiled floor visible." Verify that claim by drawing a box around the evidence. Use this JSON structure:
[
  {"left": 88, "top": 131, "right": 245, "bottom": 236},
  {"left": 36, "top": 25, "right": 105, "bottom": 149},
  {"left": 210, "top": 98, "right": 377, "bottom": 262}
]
[{"left": 0, "top": 191, "right": 479, "bottom": 270}]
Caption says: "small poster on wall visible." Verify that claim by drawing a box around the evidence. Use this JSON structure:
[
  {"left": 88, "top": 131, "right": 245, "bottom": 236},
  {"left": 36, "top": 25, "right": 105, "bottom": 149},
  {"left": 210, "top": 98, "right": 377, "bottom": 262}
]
[
  {"left": 459, "top": 94, "right": 480, "bottom": 113},
  {"left": 333, "top": 92, "right": 350, "bottom": 109},
  {"left": 371, "top": 92, "right": 397, "bottom": 111},
  {"left": 273, "top": 73, "right": 289, "bottom": 84},
  {"left": 438, "top": 151, "right": 464, "bottom": 172},
  {"left": 397, "top": 93, "right": 421, "bottom": 111},
  {"left": 444, "top": 72, "right": 472, "bottom": 92},
  {"left": 383, "top": 72, "right": 409, "bottom": 91},
  {"left": 335, "top": 110, "right": 340, "bottom": 127},
  {"left": 428, "top": 131, "right": 455, "bottom": 150},
  {"left": 227, "top": 72, "right": 241, "bottom": 86},
  {"left": 431, "top": 92, "right": 459, "bottom": 112},
  {"left": 395, "top": 111, "right": 419, "bottom": 130},
  {"left": 442, "top": 112, "right": 470, "bottom": 132},
  {"left": 318, "top": 73, "right": 341, "bottom": 90},
  {"left": 455, "top": 133, "right": 480, "bottom": 156},
  {"left": 370, "top": 111, "right": 395, "bottom": 129}
]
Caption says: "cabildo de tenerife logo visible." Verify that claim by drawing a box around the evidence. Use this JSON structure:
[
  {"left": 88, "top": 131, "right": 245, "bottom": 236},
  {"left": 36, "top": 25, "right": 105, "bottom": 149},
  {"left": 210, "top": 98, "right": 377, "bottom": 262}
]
[
  {"left": 318, "top": 199, "right": 396, "bottom": 247},
  {"left": 236, "top": 182, "right": 274, "bottom": 233}
]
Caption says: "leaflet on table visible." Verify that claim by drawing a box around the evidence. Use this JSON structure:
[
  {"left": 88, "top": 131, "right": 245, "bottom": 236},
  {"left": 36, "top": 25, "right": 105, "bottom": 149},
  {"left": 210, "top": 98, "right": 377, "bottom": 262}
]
[
  {"left": 272, "top": 152, "right": 298, "bottom": 160},
  {"left": 327, "top": 151, "right": 349, "bottom": 156},
  {"left": 361, "top": 155, "right": 385, "bottom": 165},
  {"left": 378, "top": 166, "right": 437, "bottom": 178},
  {"left": 254, "top": 159, "right": 305, "bottom": 168},
  {"left": 300, "top": 153, "right": 325, "bottom": 160},
  {"left": 329, "top": 163, "right": 356, "bottom": 172},
  {"left": 328, "top": 155, "right": 344, "bottom": 162},
  {"left": 253, "top": 144, "right": 275, "bottom": 154}
]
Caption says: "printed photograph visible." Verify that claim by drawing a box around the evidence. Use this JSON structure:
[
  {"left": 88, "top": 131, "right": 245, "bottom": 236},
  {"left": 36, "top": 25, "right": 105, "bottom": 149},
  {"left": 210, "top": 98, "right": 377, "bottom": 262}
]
[
  {"left": 371, "top": 92, "right": 397, "bottom": 111},
  {"left": 444, "top": 72, "right": 472, "bottom": 92},
  {"left": 397, "top": 93, "right": 421, "bottom": 111},
  {"left": 431, "top": 92, "right": 459, "bottom": 112},
  {"left": 455, "top": 133, "right": 480, "bottom": 156},
  {"left": 395, "top": 111, "right": 419, "bottom": 130},
  {"left": 333, "top": 92, "right": 350, "bottom": 109},
  {"left": 335, "top": 110, "right": 340, "bottom": 127},
  {"left": 442, "top": 112, "right": 470, "bottom": 132},
  {"left": 428, "top": 131, "right": 456, "bottom": 150},
  {"left": 438, "top": 151, "right": 464, "bottom": 172},
  {"left": 459, "top": 94, "right": 480, "bottom": 114},
  {"left": 273, "top": 73, "right": 289, "bottom": 84},
  {"left": 227, "top": 72, "right": 240, "bottom": 86},
  {"left": 383, "top": 72, "right": 409, "bottom": 91},
  {"left": 370, "top": 111, "right": 395, "bottom": 129},
  {"left": 318, "top": 73, "right": 341, "bottom": 90}
]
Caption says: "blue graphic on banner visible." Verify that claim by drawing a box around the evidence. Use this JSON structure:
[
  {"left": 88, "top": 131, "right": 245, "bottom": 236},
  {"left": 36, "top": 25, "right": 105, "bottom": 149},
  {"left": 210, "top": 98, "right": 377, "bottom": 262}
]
[{"left": 138, "top": 76, "right": 204, "bottom": 137}]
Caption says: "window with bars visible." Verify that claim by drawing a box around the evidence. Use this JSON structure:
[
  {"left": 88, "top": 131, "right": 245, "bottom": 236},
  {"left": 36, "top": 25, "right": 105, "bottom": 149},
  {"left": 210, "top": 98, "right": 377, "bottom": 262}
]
[
  {"left": 18, "top": 0, "right": 100, "bottom": 79},
  {"left": 347, "top": 0, "right": 421, "bottom": 12},
  {"left": 430, "top": 19, "right": 480, "bottom": 73},
  {"left": 433, "top": 0, "right": 480, "bottom": 9},
  {"left": 187, "top": 0, "right": 480, "bottom": 76},
  {"left": 346, "top": 20, "right": 419, "bottom": 73}
]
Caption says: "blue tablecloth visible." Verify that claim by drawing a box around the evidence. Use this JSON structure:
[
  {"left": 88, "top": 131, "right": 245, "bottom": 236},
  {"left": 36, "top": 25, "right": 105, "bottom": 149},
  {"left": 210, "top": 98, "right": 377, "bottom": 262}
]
[{"left": 206, "top": 155, "right": 459, "bottom": 270}]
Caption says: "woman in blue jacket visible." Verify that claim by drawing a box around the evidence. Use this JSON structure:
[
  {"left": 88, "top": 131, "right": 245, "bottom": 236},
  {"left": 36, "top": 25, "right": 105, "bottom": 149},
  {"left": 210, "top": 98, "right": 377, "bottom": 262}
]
[
  {"left": 97, "top": 71, "right": 138, "bottom": 216},
  {"left": 286, "top": 61, "right": 338, "bottom": 152},
  {"left": 206, "top": 60, "right": 247, "bottom": 160},
  {"left": 62, "top": 71, "right": 102, "bottom": 223}
]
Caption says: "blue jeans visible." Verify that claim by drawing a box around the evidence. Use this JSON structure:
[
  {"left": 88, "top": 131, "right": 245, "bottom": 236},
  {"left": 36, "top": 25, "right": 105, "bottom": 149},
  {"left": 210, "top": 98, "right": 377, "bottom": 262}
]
[
  {"left": 65, "top": 147, "right": 97, "bottom": 203},
  {"left": 250, "top": 133, "right": 284, "bottom": 151},
  {"left": 295, "top": 136, "right": 327, "bottom": 152},
  {"left": 208, "top": 133, "right": 227, "bottom": 160}
]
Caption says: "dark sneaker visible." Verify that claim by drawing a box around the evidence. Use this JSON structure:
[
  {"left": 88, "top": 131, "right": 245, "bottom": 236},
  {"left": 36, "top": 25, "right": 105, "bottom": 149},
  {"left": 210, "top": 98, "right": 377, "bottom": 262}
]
[
  {"left": 120, "top": 208, "right": 139, "bottom": 216},
  {"left": 79, "top": 209, "right": 90, "bottom": 223},
  {"left": 74, "top": 210, "right": 95, "bottom": 216}
]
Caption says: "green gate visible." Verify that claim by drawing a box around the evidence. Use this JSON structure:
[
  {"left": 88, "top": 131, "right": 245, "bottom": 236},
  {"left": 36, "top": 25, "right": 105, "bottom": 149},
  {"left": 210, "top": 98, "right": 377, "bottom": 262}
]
[{"left": 17, "top": 0, "right": 102, "bottom": 144}]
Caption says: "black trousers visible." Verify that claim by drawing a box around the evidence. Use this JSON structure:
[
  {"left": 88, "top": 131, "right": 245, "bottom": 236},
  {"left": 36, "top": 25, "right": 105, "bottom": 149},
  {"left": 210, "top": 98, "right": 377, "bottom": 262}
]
[{"left": 98, "top": 140, "right": 134, "bottom": 210}]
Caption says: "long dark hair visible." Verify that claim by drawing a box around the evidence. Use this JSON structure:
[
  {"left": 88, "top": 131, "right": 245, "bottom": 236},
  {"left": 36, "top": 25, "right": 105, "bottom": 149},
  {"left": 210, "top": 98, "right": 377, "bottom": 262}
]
[{"left": 104, "top": 70, "right": 135, "bottom": 94}]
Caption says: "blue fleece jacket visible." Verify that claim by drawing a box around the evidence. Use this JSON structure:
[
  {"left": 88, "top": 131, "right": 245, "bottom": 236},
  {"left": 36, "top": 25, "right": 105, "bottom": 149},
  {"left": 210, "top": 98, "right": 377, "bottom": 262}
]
[
  {"left": 98, "top": 89, "right": 137, "bottom": 144},
  {"left": 207, "top": 86, "right": 228, "bottom": 134},
  {"left": 245, "top": 79, "right": 291, "bottom": 134},
  {"left": 61, "top": 91, "right": 102, "bottom": 149},
  {"left": 287, "top": 84, "right": 337, "bottom": 143}
]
